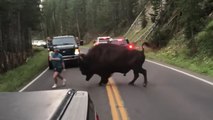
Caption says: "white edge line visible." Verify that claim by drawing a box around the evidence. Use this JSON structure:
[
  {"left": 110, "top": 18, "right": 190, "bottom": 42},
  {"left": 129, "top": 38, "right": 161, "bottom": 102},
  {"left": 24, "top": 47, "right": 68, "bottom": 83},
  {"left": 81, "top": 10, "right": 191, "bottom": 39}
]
[
  {"left": 146, "top": 59, "right": 213, "bottom": 86},
  {"left": 19, "top": 68, "right": 49, "bottom": 92}
]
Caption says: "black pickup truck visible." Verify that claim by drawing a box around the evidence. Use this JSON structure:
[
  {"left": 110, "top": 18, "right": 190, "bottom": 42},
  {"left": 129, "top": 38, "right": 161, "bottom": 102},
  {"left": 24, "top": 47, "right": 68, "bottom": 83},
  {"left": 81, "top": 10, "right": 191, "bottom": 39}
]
[
  {"left": 48, "top": 35, "right": 81, "bottom": 69},
  {"left": 0, "top": 89, "right": 99, "bottom": 120}
]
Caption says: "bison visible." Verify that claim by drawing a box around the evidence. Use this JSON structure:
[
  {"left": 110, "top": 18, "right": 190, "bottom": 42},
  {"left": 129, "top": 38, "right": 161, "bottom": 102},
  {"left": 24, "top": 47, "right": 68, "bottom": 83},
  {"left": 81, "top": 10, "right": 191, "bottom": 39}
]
[{"left": 79, "top": 42, "right": 148, "bottom": 87}]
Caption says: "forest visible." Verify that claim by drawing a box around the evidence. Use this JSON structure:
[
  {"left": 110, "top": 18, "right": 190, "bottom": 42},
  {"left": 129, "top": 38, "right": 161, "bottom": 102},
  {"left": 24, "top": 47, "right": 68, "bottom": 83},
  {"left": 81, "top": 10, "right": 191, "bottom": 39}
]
[{"left": 0, "top": 0, "right": 212, "bottom": 73}]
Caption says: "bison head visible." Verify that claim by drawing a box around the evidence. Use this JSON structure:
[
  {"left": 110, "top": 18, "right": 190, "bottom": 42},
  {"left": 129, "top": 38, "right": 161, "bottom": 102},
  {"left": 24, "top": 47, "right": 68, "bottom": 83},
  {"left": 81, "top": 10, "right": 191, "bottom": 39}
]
[
  {"left": 79, "top": 54, "right": 88, "bottom": 75},
  {"left": 79, "top": 54, "right": 93, "bottom": 81}
]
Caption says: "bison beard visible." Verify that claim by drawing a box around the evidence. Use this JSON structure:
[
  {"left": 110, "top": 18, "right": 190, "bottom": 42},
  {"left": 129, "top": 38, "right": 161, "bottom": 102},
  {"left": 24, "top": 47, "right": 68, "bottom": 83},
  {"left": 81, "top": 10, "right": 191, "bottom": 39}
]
[{"left": 79, "top": 43, "right": 148, "bottom": 87}]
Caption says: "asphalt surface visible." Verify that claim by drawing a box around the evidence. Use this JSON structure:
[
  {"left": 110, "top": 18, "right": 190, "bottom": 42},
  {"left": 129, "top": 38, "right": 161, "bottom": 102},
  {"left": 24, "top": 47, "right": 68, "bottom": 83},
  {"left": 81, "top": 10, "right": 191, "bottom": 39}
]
[{"left": 23, "top": 47, "right": 213, "bottom": 120}]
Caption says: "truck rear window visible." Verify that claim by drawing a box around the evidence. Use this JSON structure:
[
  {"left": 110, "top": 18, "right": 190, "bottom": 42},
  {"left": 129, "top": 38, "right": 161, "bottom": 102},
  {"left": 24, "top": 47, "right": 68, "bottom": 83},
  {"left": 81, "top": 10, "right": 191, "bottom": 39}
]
[{"left": 110, "top": 40, "right": 127, "bottom": 45}]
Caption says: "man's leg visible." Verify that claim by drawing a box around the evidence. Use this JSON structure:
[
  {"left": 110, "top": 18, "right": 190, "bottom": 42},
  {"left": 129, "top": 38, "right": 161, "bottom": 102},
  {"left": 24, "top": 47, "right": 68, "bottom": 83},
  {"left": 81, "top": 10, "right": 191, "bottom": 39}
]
[
  {"left": 58, "top": 71, "right": 66, "bottom": 86},
  {"left": 58, "top": 74, "right": 66, "bottom": 86},
  {"left": 58, "top": 74, "right": 63, "bottom": 80},
  {"left": 52, "top": 71, "right": 59, "bottom": 88}
]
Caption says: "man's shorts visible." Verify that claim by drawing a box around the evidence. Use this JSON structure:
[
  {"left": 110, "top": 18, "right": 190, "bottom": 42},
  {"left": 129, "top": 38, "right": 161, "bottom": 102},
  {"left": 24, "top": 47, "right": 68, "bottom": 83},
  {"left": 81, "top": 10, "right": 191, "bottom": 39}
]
[{"left": 54, "top": 67, "right": 63, "bottom": 73}]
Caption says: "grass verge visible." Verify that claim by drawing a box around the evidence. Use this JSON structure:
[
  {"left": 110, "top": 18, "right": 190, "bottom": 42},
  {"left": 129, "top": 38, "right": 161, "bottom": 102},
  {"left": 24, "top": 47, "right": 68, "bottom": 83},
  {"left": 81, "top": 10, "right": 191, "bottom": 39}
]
[
  {"left": 146, "top": 52, "right": 213, "bottom": 77},
  {"left": 146, "top": 38, "right": 213, "bottom": 79},
  {"left": 0, "top": 48, "right": 48, "bottom": 92}
]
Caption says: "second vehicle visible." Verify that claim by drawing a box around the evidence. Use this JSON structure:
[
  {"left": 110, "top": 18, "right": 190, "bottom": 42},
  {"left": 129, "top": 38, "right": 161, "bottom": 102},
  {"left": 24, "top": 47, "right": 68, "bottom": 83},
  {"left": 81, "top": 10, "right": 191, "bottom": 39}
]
[
  {"left": 109, "top": 37, "right": 135, "bottom": 49},
  {"left": 48, "top": 35, "right": 80, "bottom": 69}
]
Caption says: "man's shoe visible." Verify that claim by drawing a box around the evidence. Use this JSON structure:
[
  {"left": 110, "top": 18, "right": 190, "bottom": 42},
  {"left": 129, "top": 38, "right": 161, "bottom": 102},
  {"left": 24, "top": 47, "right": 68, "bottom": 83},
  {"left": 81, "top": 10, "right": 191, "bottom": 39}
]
[
  {"left": 62, "top": 79, "right": 66, "bottom": 86},
  {"left": 52, "top": 84, "right": 57, "bottom": 88}
]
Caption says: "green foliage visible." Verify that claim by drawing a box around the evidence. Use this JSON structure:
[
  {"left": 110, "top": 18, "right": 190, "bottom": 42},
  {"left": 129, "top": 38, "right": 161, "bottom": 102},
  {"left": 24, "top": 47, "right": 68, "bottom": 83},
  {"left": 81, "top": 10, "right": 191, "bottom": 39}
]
[
  {"left": 0, "top": 0, "right": 41, "bottom": 73},
  {"left": 127, "top": 0, "right": 213, "bottom": 78},
  {"left": 147, "top": 51, "right": 213, "bottom": 77},
  {"left": 20, "top": 0, "right": 41, "bottom": 30},
  {"left": 146, "top": 36, "right": 213, "bottom": 78},
  {"left": 195, "top": 20, "right": 213, "bottom": 55},
  {"left": 0, "top": 49, "right": 48, "bottom": 92},
  {"left": 177, "top": 0, "right": 205, "bottom": 39},
  {"left": 0, "top": 0, "right": 41, "bottom": 29},
  {"left": 42, "top": 0, "right": 141, "bottom": 38},
  {"left": 150, "top": 28, "right": 172, "bottom": 47},
  {"left": 205, "top": 20, "right": 213, "bottom": 31},
  {"left": 147, "top": 0, "right": 212, "bottom": 54},
  {"left": 141, "top": 10, "right": 148, "bottom": 28},
  {"left": 150, "top": 0, "right": 161, "bottom": 15}
]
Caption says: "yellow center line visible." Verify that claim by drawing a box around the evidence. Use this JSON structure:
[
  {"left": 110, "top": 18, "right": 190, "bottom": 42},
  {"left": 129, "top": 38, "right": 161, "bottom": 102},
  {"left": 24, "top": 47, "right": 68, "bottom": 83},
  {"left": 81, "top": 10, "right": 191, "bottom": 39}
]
[
  {"left": 106, "top": 83, "right": 120, "bottom": 120},
  {"left": 106, "top": 77, "right": 129, "bottom": 120},
  {"left": 109, "top": 78, "right": 129, "bottom": 120}
]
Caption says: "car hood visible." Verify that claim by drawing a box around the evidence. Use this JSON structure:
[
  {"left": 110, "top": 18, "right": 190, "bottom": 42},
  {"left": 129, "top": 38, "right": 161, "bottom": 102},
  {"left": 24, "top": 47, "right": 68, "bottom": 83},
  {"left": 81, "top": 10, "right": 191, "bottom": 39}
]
[{"left": 0, "top": 89, "right": 76, "bottom": 120}]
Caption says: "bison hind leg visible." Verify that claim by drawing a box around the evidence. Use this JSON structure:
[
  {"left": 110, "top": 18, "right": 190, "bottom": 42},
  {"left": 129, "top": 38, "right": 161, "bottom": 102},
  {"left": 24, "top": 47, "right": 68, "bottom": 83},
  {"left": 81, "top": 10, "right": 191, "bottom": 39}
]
[
  {"left": 140, "top": 68, "right": 147, "bottom": 87},
  {"left": 128, "top": 71, "right": 139, "bottom": 85},
  {"left": 129, "top": 67, "right": 148, "bottom": 87},
  {"left": 128, "top": 82, "right": 134, "bottom": 86}
]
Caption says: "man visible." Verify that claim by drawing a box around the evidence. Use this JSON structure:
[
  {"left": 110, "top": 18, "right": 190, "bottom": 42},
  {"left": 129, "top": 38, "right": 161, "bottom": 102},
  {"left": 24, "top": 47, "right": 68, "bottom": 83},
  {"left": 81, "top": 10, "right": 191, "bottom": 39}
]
[{"left": 50, "top": 48, "right": 66, "bottom": 88}]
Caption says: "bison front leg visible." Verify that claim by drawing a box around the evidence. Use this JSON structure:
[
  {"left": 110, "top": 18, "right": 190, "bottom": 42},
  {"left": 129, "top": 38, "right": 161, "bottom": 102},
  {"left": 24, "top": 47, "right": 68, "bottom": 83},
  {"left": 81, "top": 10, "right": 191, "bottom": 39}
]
[
  {"left": 86, "top": 74, "right": 94, "bottom": 81},
  {"left": 99, "top": 74, "right": 111, "bottom": 86},
  {"left": 99, "top": 77, "right": 108, "bottom": 86}
]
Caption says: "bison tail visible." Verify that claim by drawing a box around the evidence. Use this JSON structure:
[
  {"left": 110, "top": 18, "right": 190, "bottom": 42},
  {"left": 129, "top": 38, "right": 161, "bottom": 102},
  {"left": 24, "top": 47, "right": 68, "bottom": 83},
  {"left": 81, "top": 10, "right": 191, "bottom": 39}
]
[{"left": 141, "top": 42, "right": 150, "bottom": 52}]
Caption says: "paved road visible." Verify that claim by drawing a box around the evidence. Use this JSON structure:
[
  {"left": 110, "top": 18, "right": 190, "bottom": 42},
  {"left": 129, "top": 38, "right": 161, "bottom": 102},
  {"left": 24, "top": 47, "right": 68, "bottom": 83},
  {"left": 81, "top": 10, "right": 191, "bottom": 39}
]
[{"left": 22, "top": 48, "right": 213, "bottom": 120}]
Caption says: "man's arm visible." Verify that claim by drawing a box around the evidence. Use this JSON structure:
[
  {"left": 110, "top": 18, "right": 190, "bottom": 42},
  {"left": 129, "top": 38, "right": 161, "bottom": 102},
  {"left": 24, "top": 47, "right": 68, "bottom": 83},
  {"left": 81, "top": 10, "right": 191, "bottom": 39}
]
[
  {"left": 50, "top": 57, "right": 60, "bottom": 61},
  {"left": 49, "top": 52, "right": 60, "bottom": 61},
  {"left": 60, "top": 54, "right": 66, "bottom": 70}
]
